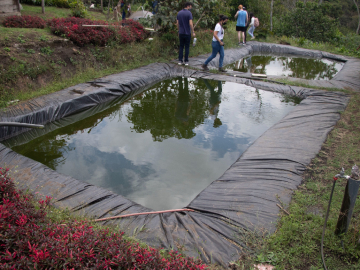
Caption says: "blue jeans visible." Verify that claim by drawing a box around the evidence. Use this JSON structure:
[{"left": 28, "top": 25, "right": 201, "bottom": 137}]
[
  {"left": 248, "top": 25, "right": 255, "bottom": 37},
  {"left": 204, "top": 40, "right": 224, "bottom": 68},
  {"left": 179, "top": 34, "right": 191, "bottom": 62}
]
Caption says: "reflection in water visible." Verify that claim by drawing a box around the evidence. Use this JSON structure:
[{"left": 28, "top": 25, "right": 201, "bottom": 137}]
[
  {"left": 6, "top": 78, "right": 299, "bottom": 210},
  {"left": 203, "top": 79, "right": 222, "bottom": 128},
  {"left": 228, "top": 55, "right": 344, "bottom": 80},
  {"left": 127, "top": 77, "right": 208, "bottom": 141}
]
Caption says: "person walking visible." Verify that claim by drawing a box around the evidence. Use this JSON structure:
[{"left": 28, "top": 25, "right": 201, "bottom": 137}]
[
  {"left": 243, "top": 6, "right": 250, "bottom": 44},
  {"left": 234, "top": 5, "right": 247, "bottom": 45},
  {"left": 201, "top": 15, "right": 229, "bottom": 72},
  {"left": 176, "top": 2, "right": 196, "bottom": 66},
  {"left": 120, "top": 0, "right": 127, "bottom": 21},
  {"left": 247, "top": 12, "right": 256, "bottom": 39}
]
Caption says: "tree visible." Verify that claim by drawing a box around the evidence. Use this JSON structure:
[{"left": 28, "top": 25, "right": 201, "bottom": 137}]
[
  {"left": 149, "top": 0, "right": 230, "bottom": 32},
  {"left": 275, "top": 1, "right": 339, "bottom": 42},
  {"left": 353, "top": 0, "right": 360, "bottom": 34},
  {"left": 270, "top": 0, "right": 274, "bottom": 31},
  {"left": 41, "top": 0, "right": 45, "bottom": 13}
]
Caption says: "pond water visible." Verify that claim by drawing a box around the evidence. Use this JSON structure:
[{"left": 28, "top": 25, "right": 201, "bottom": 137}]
[
  {"left": 4, "top": 78, "right": 300, "bottom": 210},
  {"left": 226, "top": 54, "right": 344, "bottom": 80}
]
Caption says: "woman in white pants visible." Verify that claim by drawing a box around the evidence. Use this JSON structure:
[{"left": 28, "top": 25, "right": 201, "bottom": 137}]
[{"left": 247, "top": 12, "right": 255, "bottom": 39}]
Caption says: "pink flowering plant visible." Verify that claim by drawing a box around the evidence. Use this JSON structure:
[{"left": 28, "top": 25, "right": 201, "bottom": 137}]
[
  {"left": 0, "top": 167, "right": 207, "bottom": 269},
  {"left": 2, "top": 15, "right": 46, "bottom": 29}
]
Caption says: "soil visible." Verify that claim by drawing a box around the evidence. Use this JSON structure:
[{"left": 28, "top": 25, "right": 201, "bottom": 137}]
[{"left": 0, "top": 32, "right": 101, "bottom": 103}]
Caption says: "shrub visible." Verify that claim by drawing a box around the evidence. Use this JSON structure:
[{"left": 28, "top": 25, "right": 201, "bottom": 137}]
[
  {"left": 48, "top": 17, "right": 149, "bottom": 46},
  {"left": 2, "top": 15, "right": 46, "bottom": 29},
  {"left": 69, "top": 0, "right": 87, "bottom": 18},
  {"left": 114, "top": 20, "right": 149, "bottom": 43},
  {"left": 52, "top": 0, "right": 70, "bottom": 8},
  {"left": 0, "top": 168, "right": 207, "bottom": 269},
  {"left": 48, "top": 17, "right": 114, "bottom": 46}
]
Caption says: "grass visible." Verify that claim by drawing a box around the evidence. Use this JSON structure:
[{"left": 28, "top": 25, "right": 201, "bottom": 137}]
[
  {"left": 20, "top": 4, "right": 105, "bottom": 21},
  {"left": 0, "top": 27, "right": 54, "bottom": 44}
]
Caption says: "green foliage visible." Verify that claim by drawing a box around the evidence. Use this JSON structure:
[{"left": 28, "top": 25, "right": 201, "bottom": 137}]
[
  {"left": 150, "top": 0, "right": 231, "bottom": 32},
  {"left": 247, "top": 0, "right": 271, "bottom": 28},
  {"left": 17, "top": 34, "right": 26, "bottom": 43},
  {"left": 69, "top": 0, "right": 88, "bottom": 18},
  {"left": 159, "top": 31, "right": 178, "bottom": 48},
  {"left": 40, "top": 46, "right": 54, "bottom": 55},
  {"left": 275, "top": 1, "right": 339, "bottom": 42},
  {"left": 39, "top": 35, "right": 48, "bottom": 42}
]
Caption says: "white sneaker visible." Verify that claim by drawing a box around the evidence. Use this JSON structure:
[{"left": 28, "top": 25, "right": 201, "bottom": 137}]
[
  {"left": 185, "top": 62, "right": 189, "bottom": 66},
  {"left": 178, "top": 61, "right": 183, "bottom": 65}
]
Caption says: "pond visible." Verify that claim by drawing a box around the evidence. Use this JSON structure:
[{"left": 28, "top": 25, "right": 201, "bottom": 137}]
[
  {"left": 226, "top": 54, "right": 344, "bottom": 80},
  {"left": 3, "top": 78, "right": 300, "bottom": 210}
]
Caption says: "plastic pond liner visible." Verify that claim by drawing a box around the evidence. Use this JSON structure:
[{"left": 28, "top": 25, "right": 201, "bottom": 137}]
[
  {"left": 2, "top": 78, "right": 300, "bottom": 211},
  {"left": 0, "top": 43, "right": 359, "bottom": 266}
]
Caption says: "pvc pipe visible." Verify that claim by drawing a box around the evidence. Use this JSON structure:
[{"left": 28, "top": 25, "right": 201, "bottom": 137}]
[{"left": 0, "top": 122, "right": 44, "bottom": 129}]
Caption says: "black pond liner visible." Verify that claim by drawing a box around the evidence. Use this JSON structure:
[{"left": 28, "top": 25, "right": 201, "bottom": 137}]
[{"left": 0, "top": 43, "right": 359, "bottom": 266}]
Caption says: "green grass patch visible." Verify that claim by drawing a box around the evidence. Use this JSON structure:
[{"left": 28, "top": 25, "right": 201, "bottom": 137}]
[
  {"left": 21, "top": 3, "right": 113, "bottom": 21},
  {"left": 0, "top": 27, "right": 53, "bottom": 44},
  {"left": 21, "top": 4, "right": 73, "bottom": 19}
]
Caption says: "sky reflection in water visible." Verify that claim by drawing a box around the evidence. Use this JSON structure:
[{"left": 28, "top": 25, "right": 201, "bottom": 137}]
[{"left": 8, "top": 78, "right": 299, "bottom": 210}]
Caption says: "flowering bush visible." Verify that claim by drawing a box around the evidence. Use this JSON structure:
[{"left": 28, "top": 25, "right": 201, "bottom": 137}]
[
  {"left": 2, "top": 15, "right": 46, "bottom": 29},
  {"left": 48, "top": 17, "right": 149, "bottom": 46},
  {"left": 0, "top": 168, "right": 207, "bottom": 269}
]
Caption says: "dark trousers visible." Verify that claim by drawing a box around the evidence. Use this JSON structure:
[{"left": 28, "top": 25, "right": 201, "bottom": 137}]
[
  {"left": 179, "top": 34, "right": 191, "bottom": 62},
  {"left": 244, "top": 25, "right": 249, "bottom": 43}
]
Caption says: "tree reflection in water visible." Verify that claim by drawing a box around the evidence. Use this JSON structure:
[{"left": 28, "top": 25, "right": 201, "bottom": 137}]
[
  {"left": 228, "top": 55, "right": 343, "bottom": 80},
  {"left": 127, "top": 77, "right": 224, "bottom": 141}
]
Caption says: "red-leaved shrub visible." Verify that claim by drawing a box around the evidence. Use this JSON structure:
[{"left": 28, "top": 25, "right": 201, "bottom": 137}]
[
  {"left": 118, "top": 19, "right": 149, "bottom": 42},
  {"left": 47, "top": 17, "right": 114, "bottom": 46},
  {"left": 48, "top": 17, "right": 149, "bottom": 46},
  {"left": 2, "top": 15, "right": 46, "bottom": 29},
  {"left": 0, "top": 168, "right": 207, "bottom": 269}
]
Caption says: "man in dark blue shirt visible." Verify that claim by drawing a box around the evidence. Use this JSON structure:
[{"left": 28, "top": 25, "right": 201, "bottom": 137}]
[{"left": 176, "top": 2, "right": 196, "bottom": 66}]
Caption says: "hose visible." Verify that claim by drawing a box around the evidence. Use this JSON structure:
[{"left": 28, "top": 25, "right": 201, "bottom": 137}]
[
  {"left": 321, "top": 177, "right": 337, "bottom": 270},
  {"left": 94, "top": 208, "right": 195, "bottom": 222}
]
